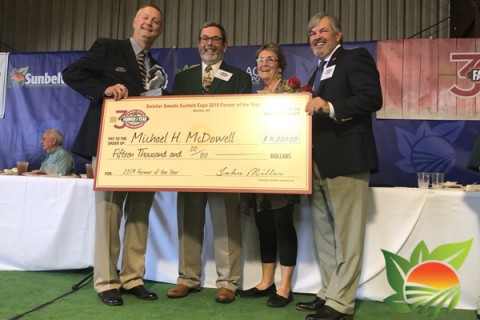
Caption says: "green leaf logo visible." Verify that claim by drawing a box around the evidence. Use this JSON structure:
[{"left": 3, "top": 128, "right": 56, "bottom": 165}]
[
  {"left": 382, "top": 239, "right": 472, "bottom": 318},
  {"left": 176, "top": 64, "right": 200, "bottom": 74}
]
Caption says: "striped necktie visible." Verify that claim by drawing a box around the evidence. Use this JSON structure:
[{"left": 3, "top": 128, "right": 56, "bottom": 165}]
[
  {"left": 202, "top": 65, "right": 213, "bottom": 93},
  {"left": 313, "top": 60, "right": 327, "bottom": 93},
  {"left": 138, "top": 50, "right": 147, "bottom": 89}
]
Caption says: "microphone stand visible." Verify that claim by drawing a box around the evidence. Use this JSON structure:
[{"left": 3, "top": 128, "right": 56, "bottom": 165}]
[
  {"left": 72, "top": 268, "right": 94, "bottom": 291},
  {"left": 8, "top": 267, "right": 93, "bottom": 320}
]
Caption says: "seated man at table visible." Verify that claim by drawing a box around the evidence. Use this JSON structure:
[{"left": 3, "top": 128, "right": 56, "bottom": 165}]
[{"left": 36, "top": 128, "right": 75, "bottom": 175}]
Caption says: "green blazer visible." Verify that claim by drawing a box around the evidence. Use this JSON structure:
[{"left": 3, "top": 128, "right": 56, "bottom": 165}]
[{"left": 172, "top": 61, "right": 252, "bottom": 95}]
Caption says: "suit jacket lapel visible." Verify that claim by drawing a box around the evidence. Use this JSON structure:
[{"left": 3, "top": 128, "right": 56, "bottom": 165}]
[
  {"left": 316, "top": 46, "right": 343, "bottom": 95},
  {"left": 316, "top": 65, "right": 328, "bottom": 94},
  {"left": 207, "top": 61, "right": 229, "bottom": 94},
  {"left": 192, "top": 66, "right": 204, "bottom": 94},
  {"left": 122, "top": 40, "right": 144, "bottom": 92}
]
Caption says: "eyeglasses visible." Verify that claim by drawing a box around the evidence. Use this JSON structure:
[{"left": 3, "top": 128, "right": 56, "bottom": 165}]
[
  {"left": 256, "top": 57, "right": 278, "bottom": 64},
  {"left": 199, "top": 36, "right": 223, "bottom": 44}
]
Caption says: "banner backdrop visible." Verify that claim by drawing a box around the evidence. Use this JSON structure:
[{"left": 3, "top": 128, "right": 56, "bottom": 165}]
[
  {"left": 377, "top": 39, "right": 480, "bottom": 120},
  {"left": 0, "top": 53, "right": 8, "bottom": 118},
  {"left": 1, "top": 41, "right": 479, "bottom": 187}
]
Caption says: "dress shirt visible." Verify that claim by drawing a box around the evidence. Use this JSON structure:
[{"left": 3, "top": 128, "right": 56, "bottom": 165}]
[
  {"left": 40, "top": 146, "right": 75, "bottom": 175},
  {"left": 202, "top": 60, "right": 222, "bottom": 78}
]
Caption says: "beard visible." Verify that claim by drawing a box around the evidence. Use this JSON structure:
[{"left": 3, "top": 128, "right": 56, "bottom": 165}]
[{"left": 199, "top": 45, "right": 224, "bottom": 65}]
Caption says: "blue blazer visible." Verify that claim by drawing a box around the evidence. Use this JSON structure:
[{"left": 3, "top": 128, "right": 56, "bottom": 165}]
[
  {"left": 63, "top": 38, "right": 161, "bottom": 158},
  {"left": 308, "top": 46, "right": 383, "bottom": 178},
  {"left": 468, "top": 135, "right": 480, "bottom": 171}
]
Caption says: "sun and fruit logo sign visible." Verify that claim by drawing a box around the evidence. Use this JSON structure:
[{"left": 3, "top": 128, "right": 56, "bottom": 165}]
[
  {"left": 9, "top": 67, "right": 28, "bottom": 87},
  {"left": 382, "top": 239, "right": 472, "bottom": 318}
]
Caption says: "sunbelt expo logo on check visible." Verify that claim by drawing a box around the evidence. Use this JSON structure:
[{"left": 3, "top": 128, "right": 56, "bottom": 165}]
[{"left": 382, "top": 239, "right": 472, "bottom": 318}]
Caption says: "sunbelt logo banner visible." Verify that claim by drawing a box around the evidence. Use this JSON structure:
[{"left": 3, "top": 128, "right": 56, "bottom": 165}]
[
  {"left": 382, "top": 239, "right": 472, "bottom": 318},
  {"left": 8, "top": 66, "right": 65, "bottom": 87}
]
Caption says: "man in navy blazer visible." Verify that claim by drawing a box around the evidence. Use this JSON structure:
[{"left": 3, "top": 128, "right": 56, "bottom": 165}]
[
  {"left": 62, "top": 5, "right": 167, "bottom": 306},
  {"left": 296, "top": 13, "right": 382, "bottom": 320},
  {"left": 166, "top": 21, "right": 251, "bottom": 304},
  {"left": 468, "top": 134, "right": 480, "bottom": 172}
]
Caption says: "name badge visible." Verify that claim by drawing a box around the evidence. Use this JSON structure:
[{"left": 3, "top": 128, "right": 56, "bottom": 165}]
[
  {"left": 215, "top": 69, "right": 233, "bottom": 81},
  {"left": 321, "top": 66, "right": 335, "bottom": 80}
]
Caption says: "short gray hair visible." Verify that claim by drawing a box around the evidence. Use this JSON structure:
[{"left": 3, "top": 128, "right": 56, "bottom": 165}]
[{"left": 307, "top": 12, "right": 343, "bottom": 42}]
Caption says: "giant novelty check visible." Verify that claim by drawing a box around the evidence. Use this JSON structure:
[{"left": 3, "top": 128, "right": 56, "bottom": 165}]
[{"left": 95, "top": 93, "right": 312, "bottom": 193}]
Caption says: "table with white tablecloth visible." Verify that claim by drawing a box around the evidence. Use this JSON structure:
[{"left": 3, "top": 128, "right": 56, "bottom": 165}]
[
  {"left": 1, "top": 174, "right": 479, "bottom": 310},
  {"left": 0, "top": 175, "right": 95, "bottom": 270}
]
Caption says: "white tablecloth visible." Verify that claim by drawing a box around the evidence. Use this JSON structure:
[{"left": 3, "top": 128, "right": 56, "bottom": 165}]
[
  {"left": 1, "top": 175, "right": 479, "bottom": 310},
  {"left": 0, "top": 175, "right": 95, "bottom": 270}
]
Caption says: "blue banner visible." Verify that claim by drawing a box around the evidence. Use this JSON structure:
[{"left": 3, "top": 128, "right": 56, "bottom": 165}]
[{"left": 1, "top": 42, "right": 479, "bottom": 186}]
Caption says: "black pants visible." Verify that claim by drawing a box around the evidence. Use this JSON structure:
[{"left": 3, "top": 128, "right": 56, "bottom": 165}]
[{"left": 254, "top": 204, "right": 298, "bottom": 266}]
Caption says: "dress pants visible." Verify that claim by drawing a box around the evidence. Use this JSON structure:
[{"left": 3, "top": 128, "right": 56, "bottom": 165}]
[
  {"left": 176, "top": 192, "right": 242, "bottom": 291},
  {"left": 310, "top": 163, "right": 369, "bottom": 314},
  {"left": 92, "top": 158, "right": 155, "bottom": 292}
]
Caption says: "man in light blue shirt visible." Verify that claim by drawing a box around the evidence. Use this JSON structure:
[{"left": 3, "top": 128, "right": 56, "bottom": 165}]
[{"left": 39, "top": 128, "right": 75, "bottom": 175}]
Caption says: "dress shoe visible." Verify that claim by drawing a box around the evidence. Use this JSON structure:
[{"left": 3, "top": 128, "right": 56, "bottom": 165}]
[
  {"left": 296, "top": 296, "right": 326, "bottom": 312},
  {"left": 240, "top": 284, "right": 276, "bottom": 298},
  {"left": 98, "top": 288, "right": 123, "bottom": 306},
  {"left": 167, "top": 284, "right": 200, "bottom": 298},
  {"left": 306, "top": 306, "right": 353, "bottom": 320},
  {"left": 215, "top": 287, "right": 235, "bottom": 303},
  {"left": 267, "top": 291, "right": 293, "bottom": 308},
  {"left": 121, "top": 285, "right": 158, "bottom": 300}
]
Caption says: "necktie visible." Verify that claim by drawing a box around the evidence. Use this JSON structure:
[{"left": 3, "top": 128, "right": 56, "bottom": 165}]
[
  {"left": 138, "top": 50, "right": 147, "bottom": 89},
  {"left": 313, "top": 60, "right": 327, "bottom": 93},
  {"left": 202, "top": 65, "right": 213, "bottom": 93}
]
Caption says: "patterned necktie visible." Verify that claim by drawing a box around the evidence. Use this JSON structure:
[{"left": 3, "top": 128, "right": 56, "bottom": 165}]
[
  {"left": 313, "top": 60, "right": 327, "bottom": 93},
  {"left": 202, "top": 65, "right": 213, "bottom": 93},
  {"left": 138, "top": 50, "right": 147, "bottom": 89}
]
